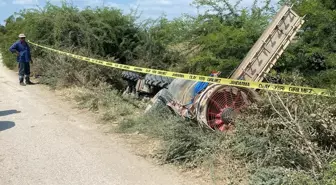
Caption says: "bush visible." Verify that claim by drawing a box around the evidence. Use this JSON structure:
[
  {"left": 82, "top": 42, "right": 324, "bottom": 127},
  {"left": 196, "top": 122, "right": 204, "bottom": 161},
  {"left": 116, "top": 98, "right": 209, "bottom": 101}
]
[
  {"left": 250, "top": 167, "right": 291, "bottom": 185},
  {"left": 232, "top": 92, "right": 336, "bottom": 183},
  {"left": 118, "top": 112, "right": 219, "bottom": 167},
  {"left": 1, "top": 1, "right": 336, "bottom": 184},
  {"left": 0, "top": 2, "right": 185, "bottom": 89}
]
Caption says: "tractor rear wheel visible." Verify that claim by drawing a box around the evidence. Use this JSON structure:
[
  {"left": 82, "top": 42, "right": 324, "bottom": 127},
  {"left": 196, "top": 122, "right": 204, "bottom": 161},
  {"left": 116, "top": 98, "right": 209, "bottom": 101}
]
[{"left": 145, "top": 74, "right": 174, "bottom": 88}]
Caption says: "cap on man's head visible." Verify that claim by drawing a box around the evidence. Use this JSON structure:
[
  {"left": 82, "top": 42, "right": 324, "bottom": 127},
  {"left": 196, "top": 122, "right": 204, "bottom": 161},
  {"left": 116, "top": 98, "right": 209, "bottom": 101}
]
[{"left": 18, "top": 33, "right": 26, "bottom": 38}]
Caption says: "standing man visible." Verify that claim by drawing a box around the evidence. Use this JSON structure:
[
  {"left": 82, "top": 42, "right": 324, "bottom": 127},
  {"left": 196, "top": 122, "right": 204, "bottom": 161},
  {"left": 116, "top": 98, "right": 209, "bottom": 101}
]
[{"left": 9, "top": 33, "right": 33, "bottom": 86}]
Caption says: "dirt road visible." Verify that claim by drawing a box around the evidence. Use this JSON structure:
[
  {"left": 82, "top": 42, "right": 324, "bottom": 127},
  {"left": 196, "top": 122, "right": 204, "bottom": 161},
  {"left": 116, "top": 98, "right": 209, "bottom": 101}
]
[{"left": 0, "top": 58, "right": 194, "bottom": 185}]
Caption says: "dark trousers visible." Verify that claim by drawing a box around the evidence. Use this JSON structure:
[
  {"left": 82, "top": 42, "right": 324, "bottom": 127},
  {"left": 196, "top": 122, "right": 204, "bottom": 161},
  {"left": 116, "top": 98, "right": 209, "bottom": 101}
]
[{"left": 18, "top": 62, "right": 30, "bottom": 82}]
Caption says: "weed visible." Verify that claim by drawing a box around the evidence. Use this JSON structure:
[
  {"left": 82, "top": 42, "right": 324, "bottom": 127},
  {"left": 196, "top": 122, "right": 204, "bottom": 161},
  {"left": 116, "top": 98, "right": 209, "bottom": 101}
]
[{"left": 117, "top": 110, "right": 248, "bottom": 183}]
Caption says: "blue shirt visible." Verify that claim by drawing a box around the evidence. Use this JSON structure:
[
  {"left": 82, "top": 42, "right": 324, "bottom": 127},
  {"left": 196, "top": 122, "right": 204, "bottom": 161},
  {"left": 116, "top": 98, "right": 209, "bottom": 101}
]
[{"left": 9, "top": 40, "right": 31, "bottom": 63}]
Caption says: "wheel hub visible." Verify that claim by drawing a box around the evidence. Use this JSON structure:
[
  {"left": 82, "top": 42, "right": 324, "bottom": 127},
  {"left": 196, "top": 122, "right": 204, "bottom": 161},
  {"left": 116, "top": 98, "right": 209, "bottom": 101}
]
[
  {"left": 206, "top": 87, "right": 248, "bottom": 131},
  {"left": 220, "top": 107, "right": 234, "bottom": 124}
]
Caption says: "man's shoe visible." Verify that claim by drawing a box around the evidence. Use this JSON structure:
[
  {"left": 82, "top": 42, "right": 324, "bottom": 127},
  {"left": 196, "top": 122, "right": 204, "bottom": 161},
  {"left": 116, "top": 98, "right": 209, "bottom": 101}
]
[
  {"left": 25, "top": 80, "right": 34, "bottom": 85},
  {"left": 20, "top": 82, "right": 26, "bottom": 86}
]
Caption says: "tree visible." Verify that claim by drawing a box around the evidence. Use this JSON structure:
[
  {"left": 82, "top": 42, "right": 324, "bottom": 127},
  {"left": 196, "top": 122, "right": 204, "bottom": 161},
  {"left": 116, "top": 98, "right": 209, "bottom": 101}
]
[
  {"left": 0, "top": 25, "right": 5, "bottom": 34},
  {"left": 183, "top": 0, "right": 275, "bottom": 76},
  {"left": 277, "top": 0, "right": 336, "bottom": 88}
]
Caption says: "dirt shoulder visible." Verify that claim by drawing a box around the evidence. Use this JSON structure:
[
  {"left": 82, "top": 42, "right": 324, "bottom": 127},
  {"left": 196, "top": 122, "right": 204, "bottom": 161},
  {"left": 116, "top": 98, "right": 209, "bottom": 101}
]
[{"left": 0, "top": 60, "right": 203, "bottom": 185}]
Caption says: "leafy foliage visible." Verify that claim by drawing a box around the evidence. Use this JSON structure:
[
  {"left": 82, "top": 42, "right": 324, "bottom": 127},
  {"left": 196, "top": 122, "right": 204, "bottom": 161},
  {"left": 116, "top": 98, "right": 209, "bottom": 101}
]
[
  {"left": 276, "top": 0, "right": 336, "bottom": 87},
  {"left": 0, "top": 0, "right": 335, "bottom": 184},
  {"left": 186, "top": 0, "right": 275, "bottom": 76},
  {"left": 0, "top": 2, "right": 184, "bottom": 87},
  {"left": 233, "top": 92, "right": 336, "bottom": 184}
]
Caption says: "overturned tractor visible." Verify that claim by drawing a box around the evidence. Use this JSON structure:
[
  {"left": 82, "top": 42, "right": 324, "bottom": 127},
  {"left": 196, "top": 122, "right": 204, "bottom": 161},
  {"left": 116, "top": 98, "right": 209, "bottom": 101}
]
[
  {"left": 122, "top": 71, "right": 174, "bottom": 99},
  {"left": 145, "top": 5, "right": 305, "bottom": 131}
]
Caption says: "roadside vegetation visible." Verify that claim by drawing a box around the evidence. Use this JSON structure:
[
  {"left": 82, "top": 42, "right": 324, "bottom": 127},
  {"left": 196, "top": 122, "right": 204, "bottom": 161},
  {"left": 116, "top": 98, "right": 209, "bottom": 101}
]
[{"left": 0, "top": 0, "right": 335, "bottom": 184}]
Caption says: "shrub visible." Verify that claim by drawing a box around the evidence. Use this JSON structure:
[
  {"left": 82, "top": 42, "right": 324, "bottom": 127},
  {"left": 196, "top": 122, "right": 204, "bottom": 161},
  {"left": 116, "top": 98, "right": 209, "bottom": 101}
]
[{"left": 232, "top": 92, "right": 336, "bottom": 183}]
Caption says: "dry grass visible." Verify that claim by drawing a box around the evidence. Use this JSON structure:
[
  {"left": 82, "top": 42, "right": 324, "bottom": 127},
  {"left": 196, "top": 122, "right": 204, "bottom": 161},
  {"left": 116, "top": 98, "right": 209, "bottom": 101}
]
[
  {"left": 36, "top": 82, "right": 336, "bottom": 185},
  {"left": 54, "top": 85, "right": 249, "bottom": 185}
]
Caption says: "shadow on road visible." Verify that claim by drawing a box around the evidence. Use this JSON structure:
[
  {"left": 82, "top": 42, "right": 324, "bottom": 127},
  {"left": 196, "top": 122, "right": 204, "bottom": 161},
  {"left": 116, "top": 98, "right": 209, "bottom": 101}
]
[
  {"left": 0, "top": 110, "right": 21, "bottom": 117},
  {"left": 27, "top": 82, "right": 39, "bottom": 85},
  {"left": 0, "top": 121, "right": 15, "bottom": 131}
]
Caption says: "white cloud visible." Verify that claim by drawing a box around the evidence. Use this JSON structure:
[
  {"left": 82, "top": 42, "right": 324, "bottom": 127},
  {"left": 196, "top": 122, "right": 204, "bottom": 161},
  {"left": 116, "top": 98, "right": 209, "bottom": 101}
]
[{"left": 12, "top": 0, "right": 38, "bottom": 5}]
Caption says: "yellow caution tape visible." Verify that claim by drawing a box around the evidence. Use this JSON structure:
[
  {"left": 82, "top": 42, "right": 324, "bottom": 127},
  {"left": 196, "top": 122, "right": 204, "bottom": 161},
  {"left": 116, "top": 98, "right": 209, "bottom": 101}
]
[{"left": 28, "top": 40, "right": 333, "bottom": 97}]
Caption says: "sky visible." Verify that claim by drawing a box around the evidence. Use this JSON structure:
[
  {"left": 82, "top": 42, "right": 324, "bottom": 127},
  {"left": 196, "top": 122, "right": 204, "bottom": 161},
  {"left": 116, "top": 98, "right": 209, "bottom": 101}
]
[{"left": 0, "top": 0, "right": 278, "bottom": 25}]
